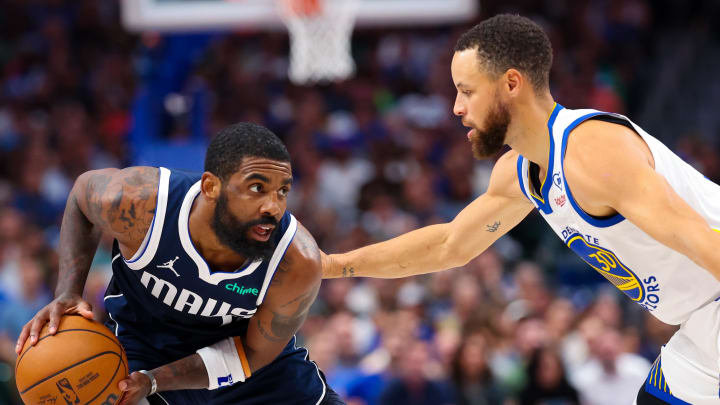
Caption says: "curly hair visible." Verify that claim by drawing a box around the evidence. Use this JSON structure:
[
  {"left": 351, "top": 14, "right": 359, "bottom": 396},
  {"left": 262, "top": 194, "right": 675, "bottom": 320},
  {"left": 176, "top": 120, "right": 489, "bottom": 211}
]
[
  {"left": 454, "top": 14, "right": 552, "bottom": 92},
  {"left": 204, "top": 122, "right": 290, "bottom": 181}
]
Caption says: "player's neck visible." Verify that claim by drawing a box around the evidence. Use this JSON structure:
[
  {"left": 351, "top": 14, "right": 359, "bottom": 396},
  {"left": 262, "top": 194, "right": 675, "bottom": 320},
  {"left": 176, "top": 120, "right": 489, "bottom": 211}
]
[
  {"left": 506, "top": 93, "right": 556, "bottom": 172},
  {"left": 188, "top": 196, "right": 250, "bottom": 271}
]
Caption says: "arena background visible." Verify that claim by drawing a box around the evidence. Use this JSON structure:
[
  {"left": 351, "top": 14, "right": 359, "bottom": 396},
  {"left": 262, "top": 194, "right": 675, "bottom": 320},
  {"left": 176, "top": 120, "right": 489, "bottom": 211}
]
[{"left": 1, "top": 1, "right": 720, "bottom": 404}]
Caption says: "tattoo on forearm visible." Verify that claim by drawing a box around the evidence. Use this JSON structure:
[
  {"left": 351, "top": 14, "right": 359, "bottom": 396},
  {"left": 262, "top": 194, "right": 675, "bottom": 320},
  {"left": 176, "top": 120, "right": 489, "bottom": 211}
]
[
  {"left": 154, "top": 353, "right": 208, "bottom": 390},
  {"left": 56, "top": 195, "right": 101, "bottom": 296},
  {"left": 341, "top": 267, "right": 355, "bottom": 277},
  {"left": 485, "top": 221, "right": 500, "bottom": 232}
]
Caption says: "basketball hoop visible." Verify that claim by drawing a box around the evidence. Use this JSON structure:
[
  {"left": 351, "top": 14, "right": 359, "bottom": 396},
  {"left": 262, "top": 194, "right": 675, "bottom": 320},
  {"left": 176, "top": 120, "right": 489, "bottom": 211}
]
[{"left": 279, "top": 0, "right": 359, "bottom": 85}]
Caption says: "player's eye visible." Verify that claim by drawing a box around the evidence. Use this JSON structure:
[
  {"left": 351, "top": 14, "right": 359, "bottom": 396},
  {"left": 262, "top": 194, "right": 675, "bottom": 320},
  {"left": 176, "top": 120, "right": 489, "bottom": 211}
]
[
  {"left": 278, "top": 187, "right": 289, "bottom": 197},
  {"left": 462, "top": 90, "right": 472, "bottom": 96},
  {"left": 249, "top": 184, "right": 262, "bottom": 193}
]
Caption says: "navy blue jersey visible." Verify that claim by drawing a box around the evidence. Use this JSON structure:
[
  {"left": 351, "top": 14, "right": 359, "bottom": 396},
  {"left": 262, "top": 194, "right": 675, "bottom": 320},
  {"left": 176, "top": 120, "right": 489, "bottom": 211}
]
[{"left": 104, "top": 167, "right": 297, "bottom": 351}]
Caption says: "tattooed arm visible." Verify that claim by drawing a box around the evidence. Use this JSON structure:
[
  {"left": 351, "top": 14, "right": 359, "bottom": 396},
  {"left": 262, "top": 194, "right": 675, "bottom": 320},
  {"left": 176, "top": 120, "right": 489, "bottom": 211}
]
[
  {"left": 16, "top": 167, "right": 158, "bottom": 353},
  {"left": 242, "top": 223, "right": 321, "bottom": 370},
  {"left": 323, "top": 151, "right": 535, "bottom": 279}
]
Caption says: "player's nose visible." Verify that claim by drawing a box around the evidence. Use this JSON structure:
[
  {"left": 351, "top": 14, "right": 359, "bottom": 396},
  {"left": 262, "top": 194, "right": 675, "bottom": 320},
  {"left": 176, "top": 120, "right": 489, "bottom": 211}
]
[
  {"left": 259, "top": 195, "right": 282, "bottom": 219},
  {"left": 453, "top": 97, "right": 465, "bottom": 116}
]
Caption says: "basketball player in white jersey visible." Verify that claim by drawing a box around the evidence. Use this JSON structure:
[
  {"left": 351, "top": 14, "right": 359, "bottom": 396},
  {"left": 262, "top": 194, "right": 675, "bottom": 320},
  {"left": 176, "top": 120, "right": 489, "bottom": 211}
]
[{"left": 323, "top": 14, "right": 720, "bottom": 405}]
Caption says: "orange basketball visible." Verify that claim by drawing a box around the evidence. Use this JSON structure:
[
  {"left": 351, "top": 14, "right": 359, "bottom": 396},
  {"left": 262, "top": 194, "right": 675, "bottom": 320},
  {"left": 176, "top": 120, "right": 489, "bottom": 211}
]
[{"left": 15, "top": 315, "right": 128, "bottom": 405}]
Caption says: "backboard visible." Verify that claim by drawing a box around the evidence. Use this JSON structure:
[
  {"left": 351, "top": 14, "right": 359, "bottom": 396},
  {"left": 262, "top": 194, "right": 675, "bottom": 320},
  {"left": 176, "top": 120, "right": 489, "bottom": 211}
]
[{"left": 122, "top": 0, "right": 479, "bottom": 32}]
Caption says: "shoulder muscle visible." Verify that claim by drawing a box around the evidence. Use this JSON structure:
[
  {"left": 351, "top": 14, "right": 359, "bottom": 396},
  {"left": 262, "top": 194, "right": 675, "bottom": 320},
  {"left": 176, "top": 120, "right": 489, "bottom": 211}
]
[
  {"left": 487, "top": 149, "right": 528, "bottom": 200},
  {"left": 269, "top": 222, "right": 322, "bottom": 291},
  {"left": 564, "top": 119, "right": 654, "bottom": 208},
  {"left": 74, "top": 166, "right": 159, "bottom": 250}
]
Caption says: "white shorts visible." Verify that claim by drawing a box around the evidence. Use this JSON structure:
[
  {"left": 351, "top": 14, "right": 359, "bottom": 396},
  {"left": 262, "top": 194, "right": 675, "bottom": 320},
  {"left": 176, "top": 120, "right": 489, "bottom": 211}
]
[{"left": 661, "top": 299, "right": 720, "bottom": 404}]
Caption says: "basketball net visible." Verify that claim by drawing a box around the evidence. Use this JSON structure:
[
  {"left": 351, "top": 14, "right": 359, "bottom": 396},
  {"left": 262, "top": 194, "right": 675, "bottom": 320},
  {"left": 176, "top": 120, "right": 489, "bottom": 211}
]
[{"left": 279, "top": 0, "right": 359, "bottom": 85}]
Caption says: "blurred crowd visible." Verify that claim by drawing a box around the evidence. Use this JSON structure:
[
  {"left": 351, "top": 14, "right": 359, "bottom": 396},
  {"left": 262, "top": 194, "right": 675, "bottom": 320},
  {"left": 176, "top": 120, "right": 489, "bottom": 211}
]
[{"left": 1, "top": 0, "right": 720, "bottom": 404}]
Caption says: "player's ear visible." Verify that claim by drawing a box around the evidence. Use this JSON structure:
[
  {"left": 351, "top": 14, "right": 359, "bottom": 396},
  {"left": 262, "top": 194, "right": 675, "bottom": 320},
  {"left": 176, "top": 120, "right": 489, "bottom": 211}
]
[
  {"left": 201, "top": 172, "right": 222, "bottom": 200},
  {"left": 504, "top": 68, "right": 523, "bottom": 97}
]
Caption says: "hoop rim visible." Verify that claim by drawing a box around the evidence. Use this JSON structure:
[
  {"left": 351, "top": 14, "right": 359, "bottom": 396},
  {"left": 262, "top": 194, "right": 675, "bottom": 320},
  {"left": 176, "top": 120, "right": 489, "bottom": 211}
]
[{"left": 285, "top": 0, "right": 323, "bottom": 17}]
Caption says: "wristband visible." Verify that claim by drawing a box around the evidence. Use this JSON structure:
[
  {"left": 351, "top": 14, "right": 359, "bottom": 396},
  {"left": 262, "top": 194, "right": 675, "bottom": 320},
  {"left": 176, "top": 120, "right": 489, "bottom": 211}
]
[
  {"left": 138, "top": 369, "right": 157, "bottom": 396},
  {"left": 197, "top": 336, "right": 250, "bottom": 389}
]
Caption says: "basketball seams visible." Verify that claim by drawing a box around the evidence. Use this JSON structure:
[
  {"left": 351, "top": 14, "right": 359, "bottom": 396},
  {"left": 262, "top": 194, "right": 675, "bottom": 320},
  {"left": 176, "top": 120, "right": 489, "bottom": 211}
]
[
  {"left": 17, "top": 328, "right": 124, "bottom": 366},
  {"left": 16, "top": 325, "right": 129, "bottom": 403},
  {"left": 80, "top": 351, "right": 126, "bottom": 405},
  {"left": 18, "top": 350, "right": 121, "bottom": 394}
]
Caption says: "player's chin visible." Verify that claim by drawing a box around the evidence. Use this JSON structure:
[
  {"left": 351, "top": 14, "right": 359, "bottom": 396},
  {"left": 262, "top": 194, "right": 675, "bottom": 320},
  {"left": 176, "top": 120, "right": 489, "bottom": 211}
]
[{"left": 470, "top": 137, "right": 499, "bottom": 160}]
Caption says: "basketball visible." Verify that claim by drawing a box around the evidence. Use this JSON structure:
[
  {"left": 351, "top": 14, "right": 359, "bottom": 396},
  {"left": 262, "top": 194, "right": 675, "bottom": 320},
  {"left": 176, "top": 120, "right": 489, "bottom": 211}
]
[{"left": 15, "top": 315, "right": 128, "bottom": 405}]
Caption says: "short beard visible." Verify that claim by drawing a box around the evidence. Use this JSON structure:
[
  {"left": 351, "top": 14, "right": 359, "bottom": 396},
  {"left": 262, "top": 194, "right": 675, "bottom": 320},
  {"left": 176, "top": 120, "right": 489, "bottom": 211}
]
[
  {"left": 211, "top": 191, "right": 278, "bottom": 262},
  {"left": 469, "top": 99, "right": 511, "bottom": 159}
]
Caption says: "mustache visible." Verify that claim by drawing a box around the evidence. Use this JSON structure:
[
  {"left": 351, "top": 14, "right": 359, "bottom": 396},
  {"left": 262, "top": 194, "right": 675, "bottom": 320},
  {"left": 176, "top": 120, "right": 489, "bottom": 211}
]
[{"left": 244, "top": 216, "right": 279, "bottom": 227}]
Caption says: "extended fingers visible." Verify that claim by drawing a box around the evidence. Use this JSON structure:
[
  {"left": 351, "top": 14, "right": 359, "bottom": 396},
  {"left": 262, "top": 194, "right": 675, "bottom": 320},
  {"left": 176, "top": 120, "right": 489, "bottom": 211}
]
[
  {"left": 28, "top": 312, "right": 50, "bottom": 346},
  {"left": 47, "top": 304, "right": 65, "bottom": 335},
  {"left": 15, "top": 323, "right": 32, "bottom": 354}
]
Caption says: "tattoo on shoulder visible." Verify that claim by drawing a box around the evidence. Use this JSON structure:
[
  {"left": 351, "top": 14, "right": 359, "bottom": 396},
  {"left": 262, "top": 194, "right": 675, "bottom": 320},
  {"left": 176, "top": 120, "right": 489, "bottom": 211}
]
[
  {"left": 341, "top": 267, "right": 355, "bottom": 277},
  {"left": 85, "top": 167, "right": 158, "bottom": 244},
  {"left": 485, "top": 221, "right": 501, "bottom": 232},
  {"left": 85, "top": 172, "right": 112, "bottom": 225}
]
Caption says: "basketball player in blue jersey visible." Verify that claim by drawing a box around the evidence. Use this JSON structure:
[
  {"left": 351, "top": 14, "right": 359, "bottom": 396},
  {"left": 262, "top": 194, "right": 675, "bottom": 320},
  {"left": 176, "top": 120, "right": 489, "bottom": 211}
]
[
  {"left": 16, "top": 123, "right": 344, "bottom": 404},
  {"left": 324, "top": 15, "right": 720, "bottom": 405}
]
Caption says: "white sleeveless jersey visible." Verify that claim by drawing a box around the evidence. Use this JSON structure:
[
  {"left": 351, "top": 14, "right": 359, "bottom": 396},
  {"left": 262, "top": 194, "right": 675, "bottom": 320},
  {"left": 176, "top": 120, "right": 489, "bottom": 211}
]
[{"left": 517, "top": 104, "right": 720, "bottom": 325}]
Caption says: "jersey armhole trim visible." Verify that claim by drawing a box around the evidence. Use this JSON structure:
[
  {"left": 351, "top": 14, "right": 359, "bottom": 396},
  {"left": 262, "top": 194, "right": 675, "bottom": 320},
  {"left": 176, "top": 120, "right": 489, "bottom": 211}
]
[
  {"left": 526, "top": 103, "right": 563, "bottom": 215},
  {"left": 256, "top": 215, "right": 298, "bottom": 306},
  {"left": 560, "top": 113, "right": 626, "bottom": 228},
  {"left": 124, "top": 167, "right": 170, "bottom": 269},
  {"left": 516, "top": 155, "right": 531, "bottom": 201}
]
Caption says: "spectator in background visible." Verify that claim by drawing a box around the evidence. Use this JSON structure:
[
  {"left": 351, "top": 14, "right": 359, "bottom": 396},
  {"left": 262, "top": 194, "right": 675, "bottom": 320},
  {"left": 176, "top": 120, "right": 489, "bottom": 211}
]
[
  {"left": 451, "top": 333, "right": 504, "bottom": 405},
  {"left": 378, "top": 339, "right": 456, "bottom": 405},
  {"left": 573, "top": 327, "right": 651, "bottom": 405},
  {"left": 519, "top": 346, "right": 580, "bottom": 405},
  {"left": 512, "top": 262, "right": 553, "bottom": 316},
  {"left": 14, "top": 158, "right": 60, "bottom": 229},
  {"left": 345, "top": 326, "right": 409, "bottom": 405},
  {"left": 0, "top": 255, "right": 51, "bottom": 335}
]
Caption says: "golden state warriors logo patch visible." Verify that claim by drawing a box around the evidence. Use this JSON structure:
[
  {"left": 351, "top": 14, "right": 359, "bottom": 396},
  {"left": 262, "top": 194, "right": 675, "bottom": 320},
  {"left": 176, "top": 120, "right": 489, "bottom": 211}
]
[{"left": 566, "top": 234, "right": 644, "bottom": 301}]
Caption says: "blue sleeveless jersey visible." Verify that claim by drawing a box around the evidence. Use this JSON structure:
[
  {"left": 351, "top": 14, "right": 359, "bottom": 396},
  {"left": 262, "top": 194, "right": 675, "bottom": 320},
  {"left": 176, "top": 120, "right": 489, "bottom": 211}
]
[{"left": 104, "top": 167, "right": 298, "bottom": 351}]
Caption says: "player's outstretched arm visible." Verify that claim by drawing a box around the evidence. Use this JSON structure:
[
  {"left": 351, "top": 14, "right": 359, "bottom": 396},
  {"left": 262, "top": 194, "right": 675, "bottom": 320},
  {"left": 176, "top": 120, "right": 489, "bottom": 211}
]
[
  {"left": 15, "top": 167, "right": 158, "bottom": 354},
  {"left": 323, "top": 151, "right": 534, "bottom": 279},
  {"left": 116, "top": 223, "right": 322, "bottom": 403},
  {"left": 565, "top": 120, "right": 720, "bottom": 280}
]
